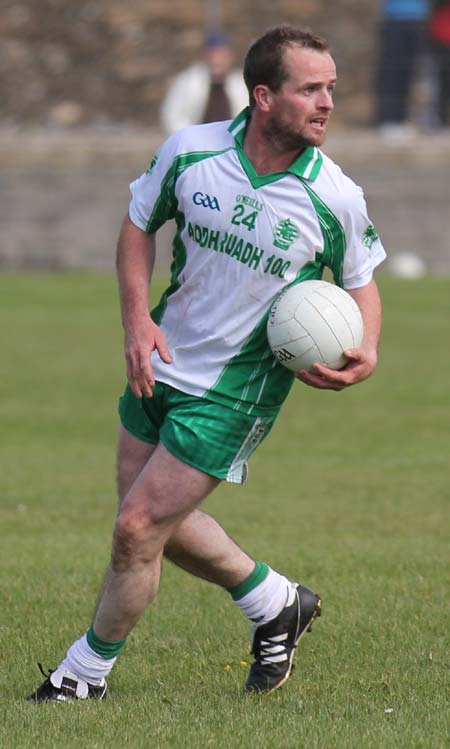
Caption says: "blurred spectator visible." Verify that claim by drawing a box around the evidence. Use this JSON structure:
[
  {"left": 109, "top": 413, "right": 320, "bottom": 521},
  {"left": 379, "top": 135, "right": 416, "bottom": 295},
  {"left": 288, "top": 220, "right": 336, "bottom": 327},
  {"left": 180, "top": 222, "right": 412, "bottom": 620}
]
[
  {"left": 430, "top": 0, "right": 450, "bottom": 127},
  {"left": 160, "top": 30, "right": 248, "bottom": 135},
  {"left": 375, "top": 0, "right": 431, "bottom": 139}
]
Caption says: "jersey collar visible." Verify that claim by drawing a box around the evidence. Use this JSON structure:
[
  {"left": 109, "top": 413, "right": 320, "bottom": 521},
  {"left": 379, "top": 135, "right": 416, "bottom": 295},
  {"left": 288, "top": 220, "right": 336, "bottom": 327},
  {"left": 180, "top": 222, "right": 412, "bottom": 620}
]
[{"left": 228, "top": 108, "right": 323, "bottom": 185}]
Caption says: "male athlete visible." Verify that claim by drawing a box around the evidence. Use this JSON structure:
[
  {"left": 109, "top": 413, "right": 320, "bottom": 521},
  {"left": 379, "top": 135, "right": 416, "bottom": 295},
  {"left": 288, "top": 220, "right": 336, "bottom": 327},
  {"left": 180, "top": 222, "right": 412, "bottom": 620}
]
[{"left": 28, "top": 25, "right": 385, "bottom": 701}]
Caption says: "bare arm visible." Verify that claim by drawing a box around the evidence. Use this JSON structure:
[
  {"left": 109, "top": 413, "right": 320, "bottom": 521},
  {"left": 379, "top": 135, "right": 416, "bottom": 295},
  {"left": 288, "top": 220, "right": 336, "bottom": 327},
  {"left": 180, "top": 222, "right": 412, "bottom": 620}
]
[
  {"left": 116, "top": 214, "right": 172, "bottom": 398},
  {"left": 296, "top": 279, "right": 382, "bottom": 392}
]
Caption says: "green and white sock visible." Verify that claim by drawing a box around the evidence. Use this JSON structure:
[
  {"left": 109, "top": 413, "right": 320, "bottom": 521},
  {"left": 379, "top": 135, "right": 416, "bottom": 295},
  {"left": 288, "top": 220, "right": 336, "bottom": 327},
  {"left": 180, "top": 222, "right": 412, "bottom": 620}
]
[
  {"left": 229, "top": 562, "right": 291, "bottom": 625},
  {"left": 60, "top": 627, "right": 127, "bottom": 686}
]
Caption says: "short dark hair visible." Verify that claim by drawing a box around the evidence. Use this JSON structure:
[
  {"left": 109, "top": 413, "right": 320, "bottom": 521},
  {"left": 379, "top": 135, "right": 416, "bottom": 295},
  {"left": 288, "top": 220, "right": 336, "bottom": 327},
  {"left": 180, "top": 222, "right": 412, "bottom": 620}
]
[{"left": 243, "top": 25, "right": 330, "bottom": 108}]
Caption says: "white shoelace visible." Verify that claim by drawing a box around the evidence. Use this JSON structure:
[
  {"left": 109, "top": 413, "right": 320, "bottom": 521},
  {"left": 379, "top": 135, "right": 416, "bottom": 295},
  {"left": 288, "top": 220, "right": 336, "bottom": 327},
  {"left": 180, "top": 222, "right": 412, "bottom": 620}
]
[{"left": 257, "top": 633, "right": 289, "bottom": 664}]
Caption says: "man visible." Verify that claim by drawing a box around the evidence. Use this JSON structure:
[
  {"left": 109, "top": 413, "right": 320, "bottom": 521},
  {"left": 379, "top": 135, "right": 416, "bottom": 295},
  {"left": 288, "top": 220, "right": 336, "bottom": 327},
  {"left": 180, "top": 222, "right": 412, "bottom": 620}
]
[
  {"left": 28, "top": 25, "right": 385, "bottom": 702},
  {"left": 375, "top": 0, "right": 430, "bottom": 138},
  {"left": 160, "top": 29, "right": 248, "bottom": 134},
  {"left": 430, "top": 0, "right": 450, "bottom": 128}
]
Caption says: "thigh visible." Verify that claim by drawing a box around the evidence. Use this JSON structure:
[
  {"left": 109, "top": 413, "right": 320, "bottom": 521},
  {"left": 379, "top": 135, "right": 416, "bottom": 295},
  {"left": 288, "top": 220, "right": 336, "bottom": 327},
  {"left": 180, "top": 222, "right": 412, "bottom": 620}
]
[
  {"left": 120, "top": 441, "right": 220, "bottom": 530},
  {"left": 117, "top": 382, "right": 168, "bottom": 504},
  {"left": 117, "top": 424, "right": 157, "bottom": 504}
]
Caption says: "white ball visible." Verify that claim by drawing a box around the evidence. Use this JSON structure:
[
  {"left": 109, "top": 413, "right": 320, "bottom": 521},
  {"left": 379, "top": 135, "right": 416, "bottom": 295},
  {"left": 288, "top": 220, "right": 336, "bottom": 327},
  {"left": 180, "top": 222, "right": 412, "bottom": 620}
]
[{"left": 267, "top": 280, "right": 364, "bottom": 372}]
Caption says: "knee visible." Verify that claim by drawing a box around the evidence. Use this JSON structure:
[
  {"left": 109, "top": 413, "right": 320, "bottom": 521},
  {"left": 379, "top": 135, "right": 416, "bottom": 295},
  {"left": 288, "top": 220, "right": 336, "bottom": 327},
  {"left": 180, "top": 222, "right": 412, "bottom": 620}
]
[{"left": 112, "top": 509, "right": 159, "bottom": 569}]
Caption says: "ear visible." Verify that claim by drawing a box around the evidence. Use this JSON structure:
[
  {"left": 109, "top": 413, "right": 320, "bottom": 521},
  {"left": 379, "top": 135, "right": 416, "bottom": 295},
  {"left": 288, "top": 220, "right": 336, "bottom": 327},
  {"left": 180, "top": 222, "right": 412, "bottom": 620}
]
[{"left": 253, "top": 84, "right": 273, "bottom": 112}]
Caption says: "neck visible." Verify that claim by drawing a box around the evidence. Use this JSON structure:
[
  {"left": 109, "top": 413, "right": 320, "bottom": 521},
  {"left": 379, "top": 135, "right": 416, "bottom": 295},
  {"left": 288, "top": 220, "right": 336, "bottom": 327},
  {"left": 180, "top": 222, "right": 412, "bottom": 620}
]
[{"left": 243, "top": 114, "right": 305, "bottom": 176}]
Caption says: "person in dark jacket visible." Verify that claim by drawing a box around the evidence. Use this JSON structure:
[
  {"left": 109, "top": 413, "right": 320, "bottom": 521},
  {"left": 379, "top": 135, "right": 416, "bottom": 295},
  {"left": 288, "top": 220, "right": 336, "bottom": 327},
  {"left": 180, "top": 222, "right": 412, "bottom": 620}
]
[{"left": 430, "top": 0, "right": 450, "bottom": 126}]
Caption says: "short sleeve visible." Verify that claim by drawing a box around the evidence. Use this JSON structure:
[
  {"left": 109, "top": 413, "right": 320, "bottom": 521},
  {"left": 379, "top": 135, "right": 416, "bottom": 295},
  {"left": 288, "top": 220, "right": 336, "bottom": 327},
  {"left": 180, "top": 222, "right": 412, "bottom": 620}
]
[
  {"left": 341, "top": 185, "right": 386, "bottom": 289},
  {"left": 128, "top": 134, "right": 180, "bottom": 233}
]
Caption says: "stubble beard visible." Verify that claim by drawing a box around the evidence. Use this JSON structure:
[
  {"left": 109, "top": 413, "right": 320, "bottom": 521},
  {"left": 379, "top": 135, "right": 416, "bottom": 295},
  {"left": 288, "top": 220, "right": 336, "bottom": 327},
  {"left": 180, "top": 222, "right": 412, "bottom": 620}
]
[{"left": 263, "top": 116, "right": 325, "bottom": 152}]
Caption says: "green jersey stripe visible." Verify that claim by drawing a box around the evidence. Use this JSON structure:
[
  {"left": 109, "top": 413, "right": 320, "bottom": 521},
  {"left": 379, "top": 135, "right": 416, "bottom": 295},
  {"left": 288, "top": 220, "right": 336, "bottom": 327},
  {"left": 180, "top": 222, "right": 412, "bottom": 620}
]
[
  {"left": 300, "top": 179, "right": 346, "bottom": 287},
  {"left": 146, "top": 148, "right": 235, "bottom": 232},
  {"left": 151, "top": 211, "right": 187, "bottom": 325}
]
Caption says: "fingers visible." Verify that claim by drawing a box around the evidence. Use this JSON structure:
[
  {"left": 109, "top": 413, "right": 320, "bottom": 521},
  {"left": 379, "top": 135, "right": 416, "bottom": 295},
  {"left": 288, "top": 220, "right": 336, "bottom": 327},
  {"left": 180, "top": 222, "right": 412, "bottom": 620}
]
[
  {"left": 343, "top": 348, "right": 363, "bottom": 362},
  {"left": 312, "top": 362, "right": 352, "bottom": 384},
  {"left": 296, "top": 368, "right": 346, "bottom": 391},
  {"left": 155, "top": 335, "right": 173, "bottom": 364},
  {"left": 126, "top": 350, "right": 155, "bottom": 399},
  {"left": 296, "top": 347, "right": 376, "bottom": 391},
  {"left": 125, "top": 327, "right": 172, "bottom": 399},
  {"left": 296, "top": 358, "right": 361, "bottom": 391}
]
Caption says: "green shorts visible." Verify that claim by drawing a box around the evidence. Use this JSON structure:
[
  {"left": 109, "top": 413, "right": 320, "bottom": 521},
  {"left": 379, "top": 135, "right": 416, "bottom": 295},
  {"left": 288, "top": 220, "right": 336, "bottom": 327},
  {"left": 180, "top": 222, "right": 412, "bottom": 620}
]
[{"left": 118, "top": 382, "right": 277, "bottom": 484}]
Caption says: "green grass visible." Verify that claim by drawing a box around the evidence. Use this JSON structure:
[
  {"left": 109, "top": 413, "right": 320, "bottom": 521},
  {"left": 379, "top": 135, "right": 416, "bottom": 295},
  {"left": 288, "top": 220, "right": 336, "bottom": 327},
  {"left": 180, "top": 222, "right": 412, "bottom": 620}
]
[{"left": 1, "top": 271, "right": 449, "bottom": 748}]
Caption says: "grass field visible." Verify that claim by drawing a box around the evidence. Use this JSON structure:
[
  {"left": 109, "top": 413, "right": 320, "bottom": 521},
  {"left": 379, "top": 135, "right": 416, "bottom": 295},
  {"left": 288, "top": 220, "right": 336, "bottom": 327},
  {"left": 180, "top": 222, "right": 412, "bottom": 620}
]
[{"left": 1, "top": 271, "right": 449, "bottom": 749}]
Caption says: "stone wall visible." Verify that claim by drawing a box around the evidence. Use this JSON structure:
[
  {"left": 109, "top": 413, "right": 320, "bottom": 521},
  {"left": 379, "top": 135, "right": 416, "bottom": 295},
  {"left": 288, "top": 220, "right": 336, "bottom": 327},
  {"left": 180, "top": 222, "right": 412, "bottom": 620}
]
[
  {"left": 2, "top": 0, "right": 381, "bottom": 128},
  {"left": 1, "top": 1, "right": 448, "bottom": 275},
  {"left": 1, "top": 129, "right": 449, "bottom": 274}
]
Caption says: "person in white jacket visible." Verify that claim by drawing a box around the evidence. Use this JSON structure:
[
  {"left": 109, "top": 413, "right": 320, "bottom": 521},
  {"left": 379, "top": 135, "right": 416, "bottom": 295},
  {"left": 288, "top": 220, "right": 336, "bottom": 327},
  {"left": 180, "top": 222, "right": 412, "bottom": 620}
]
[{"left": 160, "top": 30, "right": 249, "bottom": 134}]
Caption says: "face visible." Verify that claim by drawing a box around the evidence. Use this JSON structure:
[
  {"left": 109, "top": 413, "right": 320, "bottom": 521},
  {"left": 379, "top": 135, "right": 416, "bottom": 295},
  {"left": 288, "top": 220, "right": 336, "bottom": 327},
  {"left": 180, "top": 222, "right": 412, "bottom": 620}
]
[
  {"left": 259, "top": 46, "right": 336, "bottom": 150},
  {"left": 205, "top": 45, "right": 233, "bottom": 81}
]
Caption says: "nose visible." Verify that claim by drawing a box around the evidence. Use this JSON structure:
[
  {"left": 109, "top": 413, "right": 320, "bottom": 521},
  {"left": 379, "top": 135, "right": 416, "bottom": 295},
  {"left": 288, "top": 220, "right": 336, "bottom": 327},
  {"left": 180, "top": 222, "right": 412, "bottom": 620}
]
[{"left": 318, "top": 88, "right": 334, "bottom": 111}]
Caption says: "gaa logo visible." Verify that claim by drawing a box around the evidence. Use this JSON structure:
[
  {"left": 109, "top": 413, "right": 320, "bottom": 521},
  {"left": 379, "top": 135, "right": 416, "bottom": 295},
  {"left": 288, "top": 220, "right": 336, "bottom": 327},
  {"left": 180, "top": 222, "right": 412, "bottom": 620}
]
[
  {"left": 193, "top": 191, "right": 221, "bottom": 211},
  {"left": 275, "top": 347, "right": 295, "bottom": 363}
]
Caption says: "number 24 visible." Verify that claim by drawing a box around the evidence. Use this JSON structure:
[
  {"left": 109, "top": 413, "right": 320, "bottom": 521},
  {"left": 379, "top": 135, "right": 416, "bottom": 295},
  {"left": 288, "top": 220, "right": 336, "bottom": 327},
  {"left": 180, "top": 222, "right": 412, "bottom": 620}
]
[{"left": 231, "top": 205, "right": 258, "bottom": 231}]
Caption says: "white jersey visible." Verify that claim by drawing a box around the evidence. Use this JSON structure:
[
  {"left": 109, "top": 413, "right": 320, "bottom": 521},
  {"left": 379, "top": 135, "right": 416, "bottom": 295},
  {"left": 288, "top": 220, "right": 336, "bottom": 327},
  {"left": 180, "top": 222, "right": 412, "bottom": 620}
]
[{"left": 129, "top": 109, "right": 386, "bottom": 416}]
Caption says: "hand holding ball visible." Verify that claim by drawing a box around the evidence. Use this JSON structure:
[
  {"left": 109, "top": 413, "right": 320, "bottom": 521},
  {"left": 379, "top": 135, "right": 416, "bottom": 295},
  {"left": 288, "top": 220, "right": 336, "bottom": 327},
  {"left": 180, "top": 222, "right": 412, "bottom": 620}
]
[{"left": 267, "top": 280, "right": 364, "bottom": 372}]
